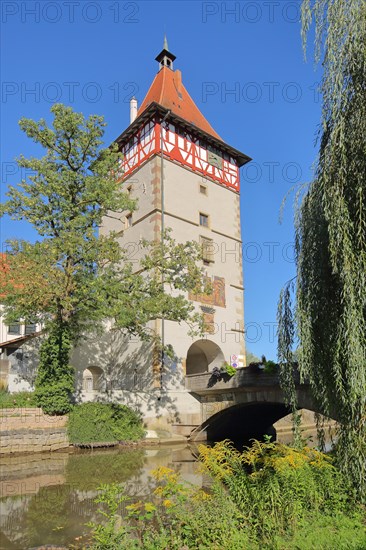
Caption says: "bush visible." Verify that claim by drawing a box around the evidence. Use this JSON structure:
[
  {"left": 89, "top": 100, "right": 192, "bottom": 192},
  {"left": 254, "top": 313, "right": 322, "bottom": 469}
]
[
  {"left": 88, "top": 468, "right": 252, "bottom": 550},
  {"left": 221, "top": 362, "right": 237, "bottom": 377},
  {"left": 34, "top": 380, "right": 74, "bottom": 415},
  {"left": 34, "top": 324, "right": 74, "bottom": 415},
  {"left": 199, "top": 440, "right": 355, "bottom": 545},
  {"left": 263, "top": 359, "right": 278, "bottom": 374},
  {"left": 67, "top": 402, "right": 145, "bottom": 445}
]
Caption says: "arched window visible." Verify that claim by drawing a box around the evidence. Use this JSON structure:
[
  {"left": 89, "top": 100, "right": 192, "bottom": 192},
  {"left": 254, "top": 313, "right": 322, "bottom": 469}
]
[{"left": 82, "top": 366, "right": 104, "bottom": 391}]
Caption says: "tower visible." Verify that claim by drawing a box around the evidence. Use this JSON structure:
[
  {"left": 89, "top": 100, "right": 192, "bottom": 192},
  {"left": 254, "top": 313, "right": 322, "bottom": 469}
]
[{"left": 97, "top": 41, "right": 251, "bottom": 435}]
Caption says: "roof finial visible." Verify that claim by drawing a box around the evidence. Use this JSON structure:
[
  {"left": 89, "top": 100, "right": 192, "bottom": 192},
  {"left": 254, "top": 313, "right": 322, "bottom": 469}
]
[
  {"left": 163, "top": 34, "right": 168, "bottom": 51},
  {"left": 155, "top": 36, "right": 176, "bottom": 71}
]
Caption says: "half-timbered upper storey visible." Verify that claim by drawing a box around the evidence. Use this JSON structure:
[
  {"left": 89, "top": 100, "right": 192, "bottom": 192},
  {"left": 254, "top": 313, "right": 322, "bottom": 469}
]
[{"left": 114, "top": 41, "right": 251, "bottom": 192}]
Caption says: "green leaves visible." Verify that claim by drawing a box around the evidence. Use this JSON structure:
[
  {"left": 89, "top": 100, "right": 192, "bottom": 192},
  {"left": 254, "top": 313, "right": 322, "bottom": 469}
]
[
  {"left": 4, "top": 104, "right": 135, "bottom": 239},
  {"left": 67, "top": 402, "right": 145, "bottom": 444},
  {"left": 278, "top": 0, "right": 366, "bottom": 501},
  {"left": 1, "top": 104, "right": 208, "bottom": 413},
  {"left": 34, "top": 323, "right": 74, "bottom": 414},
  {"left": 1, "top": 105, "right": 206, "bottom": 342}
]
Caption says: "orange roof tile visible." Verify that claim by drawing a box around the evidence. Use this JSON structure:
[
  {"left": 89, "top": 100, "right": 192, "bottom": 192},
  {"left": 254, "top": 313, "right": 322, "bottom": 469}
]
[{"left": 137, "top": 67, "right": 222, "bottom": 141}]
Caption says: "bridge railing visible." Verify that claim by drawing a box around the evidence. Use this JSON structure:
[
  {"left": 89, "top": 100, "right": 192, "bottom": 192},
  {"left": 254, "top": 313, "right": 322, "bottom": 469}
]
[{"left": 185, "top": 365, "right": 302, "bottom": 395}]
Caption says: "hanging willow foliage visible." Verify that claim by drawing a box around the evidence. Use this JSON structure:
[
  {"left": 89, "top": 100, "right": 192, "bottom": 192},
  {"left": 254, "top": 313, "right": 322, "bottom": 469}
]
[{"left": 277, "top": 0, "right": 366, "bottom": 501}]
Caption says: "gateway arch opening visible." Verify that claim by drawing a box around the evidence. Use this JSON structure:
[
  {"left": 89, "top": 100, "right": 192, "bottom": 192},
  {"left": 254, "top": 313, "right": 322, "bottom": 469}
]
[{"left": 186, "top": 339, "right": 225, "bottom": 375}]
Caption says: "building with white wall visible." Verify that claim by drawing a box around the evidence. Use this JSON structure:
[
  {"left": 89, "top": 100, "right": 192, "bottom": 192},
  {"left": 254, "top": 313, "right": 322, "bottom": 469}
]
[
  {"left": 72, "top": 41, "right": 251, "bottom": 435},
  {"left": 1, "top": 42, "right": 251, "bottom": 437}
]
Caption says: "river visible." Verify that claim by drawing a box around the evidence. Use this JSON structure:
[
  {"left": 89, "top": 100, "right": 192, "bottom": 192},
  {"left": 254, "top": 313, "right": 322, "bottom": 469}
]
[
  {"left": 0, "top": 418, "right": 336, "bottom": 550},
  {"left": 0, "top": 444, "right": 202, "bottom": 549}
]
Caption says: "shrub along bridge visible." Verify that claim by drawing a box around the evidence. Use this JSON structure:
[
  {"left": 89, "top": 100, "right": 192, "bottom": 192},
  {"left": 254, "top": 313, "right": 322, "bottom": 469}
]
[{"left": 185, "top": 365, "right": 324, "bottom": 443}]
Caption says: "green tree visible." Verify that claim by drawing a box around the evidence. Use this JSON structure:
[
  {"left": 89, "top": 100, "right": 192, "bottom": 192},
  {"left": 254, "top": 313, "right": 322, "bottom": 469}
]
[
  {"left": 1, "top": 104, "right": 206, "bottom": 413},
  {"left": 278, "top": 0, "right": 366, "bottom": 500},
  {"left": 245, "top": 350, "right": 260, "bottom": 365}
]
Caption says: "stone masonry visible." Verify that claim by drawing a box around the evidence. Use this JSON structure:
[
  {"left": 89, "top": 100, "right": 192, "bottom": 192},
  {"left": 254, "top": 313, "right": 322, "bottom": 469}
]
[{"left": 0, "top": 408, "right": 69, "bottom": 454}]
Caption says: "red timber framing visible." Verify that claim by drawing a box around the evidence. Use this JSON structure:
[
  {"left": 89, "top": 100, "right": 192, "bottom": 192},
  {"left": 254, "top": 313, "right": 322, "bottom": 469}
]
[
  {"left": 117, "top": 114, "right": 248, "bottom": 192},
  {"left": 119, "top": 120, "right": 239, "bottom": 191}
]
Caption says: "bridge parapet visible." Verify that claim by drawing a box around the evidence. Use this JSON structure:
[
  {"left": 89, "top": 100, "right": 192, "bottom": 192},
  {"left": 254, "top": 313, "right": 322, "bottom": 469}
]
[{"left": 185, "top": 365, "right": 304, "bottom": 396}]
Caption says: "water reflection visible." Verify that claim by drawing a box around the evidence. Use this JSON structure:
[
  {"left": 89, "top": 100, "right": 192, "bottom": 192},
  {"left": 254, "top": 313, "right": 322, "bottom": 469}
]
[
  {"left": 0, "top": 424, "right": 335, "bottom": 549},
  {"left": 0, "top": 446, "right": 200, "bottom": 550}
]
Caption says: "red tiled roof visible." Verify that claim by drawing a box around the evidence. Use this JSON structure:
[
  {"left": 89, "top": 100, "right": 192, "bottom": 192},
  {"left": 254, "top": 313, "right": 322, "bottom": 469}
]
[{"left": 137, "top": 67, "right": 222, "bottom": 141}]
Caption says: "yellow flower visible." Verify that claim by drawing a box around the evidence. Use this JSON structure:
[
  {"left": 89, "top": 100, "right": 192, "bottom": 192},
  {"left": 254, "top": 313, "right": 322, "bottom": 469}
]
[
  {"left": 144, "top": 502, "right": 156, "bottom": 513},
  {"left": 163, "top": 499, "right": 173, "bottom": 508},
  {"left": 192, "top": 490, "right": 212, "bottom": 502},
  {"left": 151, "top": 466, "right": 175, "bottom": 481},
  {"left": 126, "top": 502, "right": 142, "bottom": 512}
]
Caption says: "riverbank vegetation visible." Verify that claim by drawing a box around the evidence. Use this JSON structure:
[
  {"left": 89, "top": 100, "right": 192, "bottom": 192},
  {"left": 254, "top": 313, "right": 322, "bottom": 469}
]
[
  {"left": 67, "top": 402, "right": 145, "bottom": 445},
  {"left": 0, "top": 388, "right": 36, "bottom": 407},
  {"left": 80, "top": 440, "right": 365, "bottom": 550}
]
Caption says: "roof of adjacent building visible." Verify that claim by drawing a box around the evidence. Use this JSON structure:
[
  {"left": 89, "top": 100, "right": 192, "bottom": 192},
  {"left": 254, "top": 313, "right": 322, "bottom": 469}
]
[
  {"left": 137, "top": 66, "right": 222, "bottom": 141},
  {"left": 0, "top": 331, "right": 42, "bottom": 349}
]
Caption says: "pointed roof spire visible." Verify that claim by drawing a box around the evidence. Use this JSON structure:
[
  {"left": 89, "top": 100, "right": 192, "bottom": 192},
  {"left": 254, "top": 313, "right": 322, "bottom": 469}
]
[
  {"left": 137, "top": 61, "right": 222, "bottom": 141},
  {"left": 155, "top": 37, "right": 176, "bottom": 71}
]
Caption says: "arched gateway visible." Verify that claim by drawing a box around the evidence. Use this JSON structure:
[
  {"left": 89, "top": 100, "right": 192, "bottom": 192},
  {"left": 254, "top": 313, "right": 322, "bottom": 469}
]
[
  {"left": 186, "top": 368, "right": 337, "bottom": 443},
  {"left": 186, "top": 340, "right": 225, "bottom": 375}
]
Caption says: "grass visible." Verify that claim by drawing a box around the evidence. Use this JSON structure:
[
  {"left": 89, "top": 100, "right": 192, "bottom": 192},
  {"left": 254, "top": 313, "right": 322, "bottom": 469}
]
[
  {"left": 0, "top": 389, "right": 36, "bottom": 408},
  {"left": 280, "top": 512, "right": 366, "bottom": 549}
]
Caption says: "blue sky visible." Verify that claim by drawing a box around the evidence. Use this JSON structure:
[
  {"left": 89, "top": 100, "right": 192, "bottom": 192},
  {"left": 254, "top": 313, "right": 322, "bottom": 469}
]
[{"left": 0, "top": 1, "right": 322, "bottom": 360}]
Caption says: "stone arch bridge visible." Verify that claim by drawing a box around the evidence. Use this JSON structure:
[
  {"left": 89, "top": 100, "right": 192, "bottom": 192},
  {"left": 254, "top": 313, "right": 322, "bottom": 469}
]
[{"left": 185, "top": 366, "right": 326, "bottom": 443}]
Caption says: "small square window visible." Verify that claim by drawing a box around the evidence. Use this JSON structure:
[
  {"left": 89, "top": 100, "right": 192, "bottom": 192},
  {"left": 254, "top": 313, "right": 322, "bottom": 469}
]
[
  {"left": 126, "top": 185, "right": 132, "bottom": 195},
  {"left": 25, "top": 322, "right": 37, "bottom": 335},
  {"left": 125, "top": 213, "right": 132, "bottom": 229},
  {"left": 8, "top": 322, "right": 20, "bottom": 335},
  {"left": 199, "top": 213, "right": 209, "bottom": 228},
  {"left": 200, "top": 184, "right": 207, "bottom": 195}
]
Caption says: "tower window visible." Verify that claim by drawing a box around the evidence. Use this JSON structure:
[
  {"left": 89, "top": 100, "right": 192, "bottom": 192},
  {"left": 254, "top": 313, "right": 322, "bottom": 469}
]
[
  {"left": 200, "top": 236, "right": 215, "bottom": 263},
  {"left": 199, "top": 213, "right": 209, "bottom": 228},
  {"left": 25, "top": 321, "right": 37, "bottom": 335},
  {"left": 200, "top": 184, "right": 207, "bottom": 195},
  {"left": 8, "top": 321, "right": 21, "bottom": 335}
]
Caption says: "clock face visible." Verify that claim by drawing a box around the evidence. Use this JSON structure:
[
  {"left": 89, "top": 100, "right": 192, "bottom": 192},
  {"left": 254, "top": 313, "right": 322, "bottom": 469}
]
[
  {"left": 119, "top": 118, "right": 240, "bottom": 191},
  {"left": 207, "top": 150, "right": 222, "bottom": 169}
]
